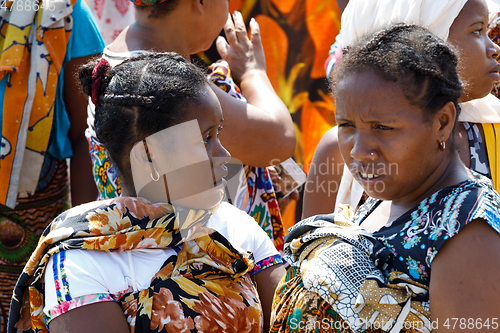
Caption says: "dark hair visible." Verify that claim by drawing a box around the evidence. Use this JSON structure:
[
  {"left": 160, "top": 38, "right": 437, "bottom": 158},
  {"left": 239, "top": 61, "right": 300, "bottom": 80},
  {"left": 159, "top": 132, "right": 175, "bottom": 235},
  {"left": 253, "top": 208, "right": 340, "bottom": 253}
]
[
  {"left": 79, "top": 52, "right": 210, "bottom": 188},
  {"left": 135, "top": 0, "right": 180, "bottom": 19},
  {"left": 333, "top": 24, "right": 462, "bottom": 121}
]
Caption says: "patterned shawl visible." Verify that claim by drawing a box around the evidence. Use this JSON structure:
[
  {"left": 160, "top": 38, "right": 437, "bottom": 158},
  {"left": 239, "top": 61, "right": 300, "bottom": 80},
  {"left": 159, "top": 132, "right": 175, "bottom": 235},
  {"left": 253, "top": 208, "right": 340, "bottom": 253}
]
[
  {"left": 8, "top": 196, "right": 262, "bottom": 333},
  {"left": 283, "top": 205, "right": 431, "bottom": 333},
  {"left": 0, "top": 0, "right": 76, "bottom": 208}
]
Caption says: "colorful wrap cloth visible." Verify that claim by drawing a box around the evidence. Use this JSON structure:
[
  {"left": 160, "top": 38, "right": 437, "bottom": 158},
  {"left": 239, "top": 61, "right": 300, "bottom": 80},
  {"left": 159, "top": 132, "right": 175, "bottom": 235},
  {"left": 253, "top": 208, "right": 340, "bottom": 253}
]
[
  {"left": 271, "top": 205, "right": 431, "bottom": 333},
  {"left": 88, "top": 59, "right": 285, "bottom": 253},
  {"left": 8, "top": 196, "right": 263, "bottom": 333},
  {"left": 0, "top": 0, "right": 76, "bottom": 208}
]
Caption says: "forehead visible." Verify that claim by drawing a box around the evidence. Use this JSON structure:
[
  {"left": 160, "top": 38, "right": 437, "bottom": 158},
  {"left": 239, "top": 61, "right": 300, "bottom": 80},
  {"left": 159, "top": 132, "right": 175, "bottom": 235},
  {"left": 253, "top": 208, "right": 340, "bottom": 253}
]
[
  {"left": 451, "top": 0, "right": 488, "bottom": 28},
  {"left": 335, "top": 71, "right": 423, "bottom": 121}
]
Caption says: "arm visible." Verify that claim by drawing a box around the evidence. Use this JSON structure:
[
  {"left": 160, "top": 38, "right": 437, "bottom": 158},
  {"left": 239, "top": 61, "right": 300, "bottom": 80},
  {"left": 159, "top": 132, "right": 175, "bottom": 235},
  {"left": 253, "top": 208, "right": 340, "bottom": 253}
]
[
  {"left": 64, "top": 56, "right": 98, "bottom": 205},
  {"left": 214, "top": 13, "right": 296, "bottom": 167},
  {"left": 429, "top": 219, "right": 500, "bottom": 331},
  {"left": 252, "top": 264, "right": 286, "bottom": 332},
  {"left": 49, "top": 301, "right": 130, "bottom": 333},
  {"left": 301, "top": 127, "right": 344, "bottom": 219}
]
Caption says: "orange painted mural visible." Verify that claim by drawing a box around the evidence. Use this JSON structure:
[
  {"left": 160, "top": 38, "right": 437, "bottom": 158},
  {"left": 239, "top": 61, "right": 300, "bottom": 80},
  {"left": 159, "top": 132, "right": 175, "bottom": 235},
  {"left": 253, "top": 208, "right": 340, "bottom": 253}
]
[{"left": 202, "top": 0, "right": 341, "bottom": 227}]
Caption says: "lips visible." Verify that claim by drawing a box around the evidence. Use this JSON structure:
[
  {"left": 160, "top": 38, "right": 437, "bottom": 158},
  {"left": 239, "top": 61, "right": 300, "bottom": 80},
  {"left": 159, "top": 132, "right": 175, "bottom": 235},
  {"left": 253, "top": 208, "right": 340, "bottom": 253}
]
[
  {"left": 489, "top": 63, "right": 500, "bottom": 81},
  {"left": 213, "top": 165, "right": 228, "bottom": 186}
]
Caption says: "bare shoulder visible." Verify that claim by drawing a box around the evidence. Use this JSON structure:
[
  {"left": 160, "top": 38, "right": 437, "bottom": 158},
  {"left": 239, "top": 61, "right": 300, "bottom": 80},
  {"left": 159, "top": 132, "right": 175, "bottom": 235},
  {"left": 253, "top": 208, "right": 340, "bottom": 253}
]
[
  {"left": 302, "top": 127, "right": 344, "bottom": 218},
  {"left": 430, "top": 219, "right": 500, "bottom": 328}
]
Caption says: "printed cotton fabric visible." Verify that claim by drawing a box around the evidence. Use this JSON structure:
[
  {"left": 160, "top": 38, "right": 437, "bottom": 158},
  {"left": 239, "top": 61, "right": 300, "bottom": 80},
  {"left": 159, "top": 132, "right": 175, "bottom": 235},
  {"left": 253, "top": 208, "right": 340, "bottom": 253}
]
[
  {"left": 8, "top": 197, "right": 262, "bottom": 333},
  {"left": 272, "top": 206, "right": 431, "bottom": 333},
  {"left": 0, "top": 0, "right": 76, "bottom": 208}
]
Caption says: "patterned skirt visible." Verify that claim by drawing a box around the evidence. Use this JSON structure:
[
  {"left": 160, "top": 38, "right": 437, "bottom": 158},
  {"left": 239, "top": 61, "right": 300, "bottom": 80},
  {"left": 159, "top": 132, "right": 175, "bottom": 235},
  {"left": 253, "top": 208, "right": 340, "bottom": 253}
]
[{"left": 0, "top": 156, "right": 70, "bottom": 333}]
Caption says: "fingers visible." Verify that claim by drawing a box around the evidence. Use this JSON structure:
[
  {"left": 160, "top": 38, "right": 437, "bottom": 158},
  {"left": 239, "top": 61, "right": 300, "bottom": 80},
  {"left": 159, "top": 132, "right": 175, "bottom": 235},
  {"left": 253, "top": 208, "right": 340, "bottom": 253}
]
[
  {"left": 232, "top": 11, "right": 250, "bottom": 46},
  {"left": 224, "top": 13, "right": 237, "bottom": 46},
  {"left": 224, "top": 11, "right": 251, "bottom": 47},
  {"left": 216, "top": 36, "right": 229, "bottom": 59}
]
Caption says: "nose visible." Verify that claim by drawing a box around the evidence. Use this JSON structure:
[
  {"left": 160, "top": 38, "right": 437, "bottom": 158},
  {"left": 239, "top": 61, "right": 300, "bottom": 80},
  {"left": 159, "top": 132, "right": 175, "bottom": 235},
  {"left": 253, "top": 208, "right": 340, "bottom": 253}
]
[
  {"left": 349, "top": 132, "right": 378, "bottom": 162},
  {"left": 212, "top": 139, "right": 231, "bottom": 166},
  {"left": 487, "top": 37, "right": 500, "bottom": 60}
]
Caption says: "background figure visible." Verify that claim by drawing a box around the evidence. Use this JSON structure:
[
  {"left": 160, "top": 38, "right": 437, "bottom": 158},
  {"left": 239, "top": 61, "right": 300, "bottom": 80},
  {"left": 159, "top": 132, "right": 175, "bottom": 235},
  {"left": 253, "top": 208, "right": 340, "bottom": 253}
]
[
  {"left": 0, "top": 0, "right": 104, "bottom": 331},
  {"left": 84, "top": 0, "right": 302, "bottom": 255},
  {"left": 200, "top": 0, "right": 342, "bottom": 228},
  {"left": 86, "top": 0, "right": 136, "bottom": 45}
]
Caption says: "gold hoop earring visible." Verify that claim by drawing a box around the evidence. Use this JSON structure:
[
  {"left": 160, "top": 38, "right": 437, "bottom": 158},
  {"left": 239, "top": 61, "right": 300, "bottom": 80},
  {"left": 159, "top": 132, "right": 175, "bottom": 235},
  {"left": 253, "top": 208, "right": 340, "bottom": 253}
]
[{"left": 439, "top": 140, "right": 446, "bottom": 151}]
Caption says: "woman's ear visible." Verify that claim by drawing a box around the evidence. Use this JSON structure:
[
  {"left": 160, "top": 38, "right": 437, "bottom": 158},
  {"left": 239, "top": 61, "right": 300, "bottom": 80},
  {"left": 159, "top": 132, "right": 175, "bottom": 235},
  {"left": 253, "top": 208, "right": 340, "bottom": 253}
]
[
  {"left": 435, "top": 101, "right": 457, "bottom": 142},
  {"left": 130, "top": 141, "right": 156, "bottom": 173},
  {"left": 192, "top": 0, "right": 204, "bottom": 15}
]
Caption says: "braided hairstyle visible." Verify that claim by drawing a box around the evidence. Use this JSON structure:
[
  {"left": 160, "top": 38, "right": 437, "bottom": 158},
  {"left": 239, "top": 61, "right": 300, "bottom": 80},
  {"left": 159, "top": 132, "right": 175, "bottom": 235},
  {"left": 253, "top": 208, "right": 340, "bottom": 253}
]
[
  {"left": 79, "top": 52, "right": 210, "bottom": 189},
  {"left": 333, "top": 24, "right": 463, "bottom": 122}
]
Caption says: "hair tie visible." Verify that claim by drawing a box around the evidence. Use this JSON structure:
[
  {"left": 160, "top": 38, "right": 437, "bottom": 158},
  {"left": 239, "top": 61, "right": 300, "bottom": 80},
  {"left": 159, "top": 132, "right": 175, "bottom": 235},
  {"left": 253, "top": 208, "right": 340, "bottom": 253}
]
[{"left": 91, "top": 58, "right": 111, "bottom": 105}]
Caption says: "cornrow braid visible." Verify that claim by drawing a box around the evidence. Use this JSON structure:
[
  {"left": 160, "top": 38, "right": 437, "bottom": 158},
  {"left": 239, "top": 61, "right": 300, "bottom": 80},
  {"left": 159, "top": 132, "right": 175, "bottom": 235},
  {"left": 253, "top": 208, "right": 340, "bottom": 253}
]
[
  {"left": 334, "top": 24, "right": 462, "bottom": 120},
  {"left": 101, "top": 94, "right": 156, "bottom": 107}
]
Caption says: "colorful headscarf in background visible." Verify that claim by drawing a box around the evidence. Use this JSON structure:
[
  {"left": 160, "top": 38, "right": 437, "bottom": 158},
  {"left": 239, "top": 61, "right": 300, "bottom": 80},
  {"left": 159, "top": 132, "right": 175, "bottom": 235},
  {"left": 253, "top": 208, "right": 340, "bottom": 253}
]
[
  {"left": 8, "top": 196, "right": 262, "bottom": 333},
  {"left": 0, "top": 0, "right": 76, "bottom": 208}
]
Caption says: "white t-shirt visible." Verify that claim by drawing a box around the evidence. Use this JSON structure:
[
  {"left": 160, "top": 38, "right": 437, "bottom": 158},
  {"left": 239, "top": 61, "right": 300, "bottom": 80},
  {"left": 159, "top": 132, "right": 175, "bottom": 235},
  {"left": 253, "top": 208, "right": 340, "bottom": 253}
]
[{"left": 43, "top": 202, "right": 281, "bottom": 323}]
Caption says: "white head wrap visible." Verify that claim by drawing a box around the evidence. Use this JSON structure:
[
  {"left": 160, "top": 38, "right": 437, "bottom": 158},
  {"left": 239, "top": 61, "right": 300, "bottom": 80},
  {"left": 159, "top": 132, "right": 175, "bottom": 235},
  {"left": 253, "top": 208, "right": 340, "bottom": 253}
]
[
  {"left": 335, "top": 0, "right": 500, "bottom": 213},
  {"left": 341, "top": 0, "right": 467, "bottom": 46}
]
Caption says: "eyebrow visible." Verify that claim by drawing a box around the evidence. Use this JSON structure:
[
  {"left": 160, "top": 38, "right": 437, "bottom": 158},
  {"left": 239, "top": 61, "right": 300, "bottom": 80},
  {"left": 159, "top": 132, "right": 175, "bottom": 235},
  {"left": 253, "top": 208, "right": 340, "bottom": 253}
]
[
  {"left": 202, "top": 118, "right": 224, "bottom": 135},
  {"left": 469, "top": 20, "right": 485, "bottom": 27},
  {"left": 335, "top": 117, "right": 397, "bottom": 124}
]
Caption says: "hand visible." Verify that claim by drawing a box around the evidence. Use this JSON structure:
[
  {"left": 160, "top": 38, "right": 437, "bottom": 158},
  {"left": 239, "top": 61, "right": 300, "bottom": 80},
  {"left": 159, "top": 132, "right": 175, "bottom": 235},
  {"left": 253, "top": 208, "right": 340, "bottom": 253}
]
[
  {"left": 216, "top": 12, "right": 266, "bottom": 85},
  {"left": 268, "top": 166, "right": 300, "bottom": 213}
]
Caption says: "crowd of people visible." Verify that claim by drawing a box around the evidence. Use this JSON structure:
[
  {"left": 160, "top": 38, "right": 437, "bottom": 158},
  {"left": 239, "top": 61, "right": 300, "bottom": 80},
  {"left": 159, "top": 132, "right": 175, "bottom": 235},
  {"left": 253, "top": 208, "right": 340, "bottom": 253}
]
[{"left": 1, "top": 0, "right": 500, "bottom": 332}]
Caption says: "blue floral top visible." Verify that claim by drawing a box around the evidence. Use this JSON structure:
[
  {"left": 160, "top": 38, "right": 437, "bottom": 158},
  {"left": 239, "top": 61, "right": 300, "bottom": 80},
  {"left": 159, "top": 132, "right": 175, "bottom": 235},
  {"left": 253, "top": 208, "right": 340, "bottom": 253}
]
[{"left": 353, "top": 173, "right": 500, "bottom": 286}]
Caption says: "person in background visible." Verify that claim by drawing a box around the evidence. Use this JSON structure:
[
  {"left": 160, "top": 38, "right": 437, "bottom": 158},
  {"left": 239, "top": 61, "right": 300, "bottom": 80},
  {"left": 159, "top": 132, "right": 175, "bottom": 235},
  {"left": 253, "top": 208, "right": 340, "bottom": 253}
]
[
  {"left": 86, "top": 0, "right": 296, "bottom": 254},
  {"left": 271, "top": 24, "right": 500, "bottom": 332},
  {"left": 0, "top": 0, "right": 104, "bottom": 331},
  {"left": 8, "top": 52, "right": 285, "bottom": 333},
  {"left": 302, "top": 0, "right": 500, "bottom": 219}
]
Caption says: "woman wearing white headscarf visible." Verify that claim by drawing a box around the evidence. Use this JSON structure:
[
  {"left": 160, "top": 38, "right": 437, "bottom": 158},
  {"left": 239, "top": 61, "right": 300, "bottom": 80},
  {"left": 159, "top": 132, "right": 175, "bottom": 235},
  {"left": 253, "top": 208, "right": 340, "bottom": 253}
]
[{"left": 302, "top": 0, "right": 500, "bottom": 218}]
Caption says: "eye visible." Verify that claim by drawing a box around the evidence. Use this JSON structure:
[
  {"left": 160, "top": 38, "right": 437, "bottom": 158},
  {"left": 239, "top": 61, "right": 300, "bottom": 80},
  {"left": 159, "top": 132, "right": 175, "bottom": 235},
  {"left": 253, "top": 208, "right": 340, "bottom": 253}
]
[
  {"left": 217, "top": 125, "right": 224, "bottom": 137},
  {"left": 337, "top": 122, "right": 354, "bottom": 128},
  {"left": 375, "top": 124, "right": 392, "bottom": 130},
  {"left": 473, "top": 27, "right": 483, "bottom": 36}
]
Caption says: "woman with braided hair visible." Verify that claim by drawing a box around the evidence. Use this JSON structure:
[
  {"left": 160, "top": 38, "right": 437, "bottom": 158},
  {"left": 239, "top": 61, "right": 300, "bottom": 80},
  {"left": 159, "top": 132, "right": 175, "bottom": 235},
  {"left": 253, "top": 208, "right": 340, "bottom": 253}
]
[
  {"left": 270, "top": 24, "right": 500, "bottom": 332},
  {"left": 302, "top": 0, "right": 500, "bottom": 219},
  {"left": 8, "top": 52, "right": 285, "bottom": 333},
  {"left": 86, "top": 0, "right": 295, "bottom": 255}
]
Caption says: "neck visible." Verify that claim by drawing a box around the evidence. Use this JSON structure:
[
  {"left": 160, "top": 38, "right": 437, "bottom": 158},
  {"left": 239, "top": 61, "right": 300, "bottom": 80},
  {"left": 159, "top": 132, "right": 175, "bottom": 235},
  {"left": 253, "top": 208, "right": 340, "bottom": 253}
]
[
  {"left": 108, "top": 9, "right": 193, "bottom": 61},
  {"left": 391, "top": 153, "right": 469, "bottom": 211}
]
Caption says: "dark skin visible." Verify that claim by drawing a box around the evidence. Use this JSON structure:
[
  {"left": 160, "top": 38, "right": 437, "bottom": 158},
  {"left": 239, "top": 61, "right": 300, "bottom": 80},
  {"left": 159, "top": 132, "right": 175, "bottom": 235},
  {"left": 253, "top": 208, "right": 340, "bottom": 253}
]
[
  {"left": 63, "top": 56, "right": 98, "bottom": 205},
  {"left": 302, "top": 0, "right": 500, "bottom": 219},
  {"left": 50, "top": 87, "right": 285, "bottom": 333},
  {"left": 338, "top": 70, "right": 500, "bottom": 327}
]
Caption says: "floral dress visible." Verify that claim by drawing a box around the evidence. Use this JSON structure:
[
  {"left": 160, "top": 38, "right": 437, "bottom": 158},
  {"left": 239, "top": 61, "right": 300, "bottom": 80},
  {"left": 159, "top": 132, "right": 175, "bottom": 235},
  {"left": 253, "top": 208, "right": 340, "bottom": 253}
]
[{"left": 271, "top": 174, "right": 500, "bottom": 333}]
